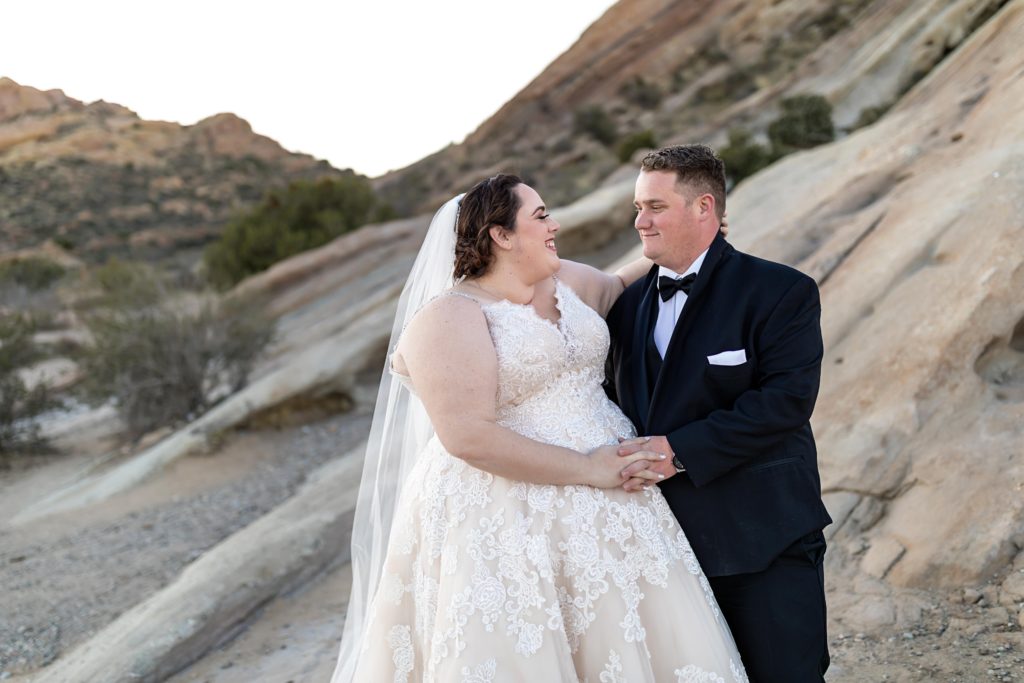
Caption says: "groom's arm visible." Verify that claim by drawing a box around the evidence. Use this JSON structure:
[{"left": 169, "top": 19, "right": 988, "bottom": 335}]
[{"left": 619, "top": 276, "right": 822, "bottom": 488}]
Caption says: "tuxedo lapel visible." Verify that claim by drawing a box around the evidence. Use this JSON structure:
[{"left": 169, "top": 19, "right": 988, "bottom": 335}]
[
  {"left": 631, "top": 271, "right": 659, "bottom": 431},
  {"left": 647, "top": 234, "right": 734, "bottom": 426}
]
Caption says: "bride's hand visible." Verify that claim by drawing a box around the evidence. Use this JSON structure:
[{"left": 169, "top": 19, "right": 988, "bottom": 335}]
[
  {"left": 720, "top": 210, "right": 729, "bottom": 237},
  {"left": 586, "top": 443, "right": 666, "bottom": 489}
]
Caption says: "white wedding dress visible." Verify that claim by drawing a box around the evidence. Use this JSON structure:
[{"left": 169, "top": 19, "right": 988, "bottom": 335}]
[{"left": 349, "top": 280, "right": 747, "bottom": 682}]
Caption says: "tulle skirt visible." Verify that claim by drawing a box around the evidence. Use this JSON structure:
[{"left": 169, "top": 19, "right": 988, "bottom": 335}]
[{"left": 350, "top": 441, "right": 748, "bottom": 682}]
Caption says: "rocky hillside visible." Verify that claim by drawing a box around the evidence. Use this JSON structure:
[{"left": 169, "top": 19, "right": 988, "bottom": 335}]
[
  {"left": 0, "top": 78, "right": 343, "bottom": 264},
  {"left": 2, "top": 1, "right": 1023, "bottom": 681},
  {"left": 375, "top": 0, "right": 1010, "bottom": 216}
]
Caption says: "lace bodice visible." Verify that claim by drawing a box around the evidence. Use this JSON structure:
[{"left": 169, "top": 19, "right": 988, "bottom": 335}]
[
  {"left": 393, "top": 279, "right": 635, "bottom": 451},
  {"left": 480, "top": 279, "right": 635, "bottom": 450}
]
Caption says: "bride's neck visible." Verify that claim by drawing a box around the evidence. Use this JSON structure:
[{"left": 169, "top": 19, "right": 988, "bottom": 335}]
[{"left": 468, "top": 271, "right": 537, "bottom": 305}]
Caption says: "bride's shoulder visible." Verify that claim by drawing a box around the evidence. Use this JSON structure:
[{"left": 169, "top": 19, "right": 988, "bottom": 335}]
[
  {"left": 398, "top": 291, "right": 493, "bottom": 362},
  {"left": 404, "top": 291, "right": 488, "bottom": 338},
  {"left": 556, "top": 259, "right": 613, "bottom": 310}
]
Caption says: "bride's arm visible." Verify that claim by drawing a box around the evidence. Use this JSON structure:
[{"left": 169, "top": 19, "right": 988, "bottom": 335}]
[
  {"left": 557, "top": 257, "right": 652, "bottom": 318},
  {"left": 397, "top": 295, "right": 665, "bottom": 487}
]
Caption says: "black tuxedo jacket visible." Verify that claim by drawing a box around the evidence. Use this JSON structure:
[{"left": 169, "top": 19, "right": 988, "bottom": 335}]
[{"left": 606, "top": 233, "right": 832, "bottom": 577}]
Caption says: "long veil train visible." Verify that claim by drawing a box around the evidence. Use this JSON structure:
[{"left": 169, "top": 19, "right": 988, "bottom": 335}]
[{"left": 329, "top": 195, "right": 463, "bottom": 682}]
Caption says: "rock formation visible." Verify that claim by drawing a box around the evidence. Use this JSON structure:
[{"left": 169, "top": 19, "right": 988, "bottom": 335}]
[
  {"left": 4, "top": 0, "right": 1023, "bottom": 680},
  {"left": 374, "top": 0, "right": 1009, "bottom": 216},
  {"left": 0, "top": 78, "right": 342, "bottom": 263}
]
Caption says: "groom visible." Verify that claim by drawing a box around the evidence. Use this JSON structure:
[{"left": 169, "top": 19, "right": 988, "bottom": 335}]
[{"left": 606, "top": 144, "right": 832, "bottom": 681}]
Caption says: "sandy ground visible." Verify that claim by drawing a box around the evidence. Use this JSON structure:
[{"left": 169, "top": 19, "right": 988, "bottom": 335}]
[{"left": 0, "top": 409, "right": 372, "bottom": 679}]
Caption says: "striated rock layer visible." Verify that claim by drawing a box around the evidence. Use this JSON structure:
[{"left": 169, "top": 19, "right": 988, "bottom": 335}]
[{"left": 374, "top": 0, "right": 1009, "bottom": 216}]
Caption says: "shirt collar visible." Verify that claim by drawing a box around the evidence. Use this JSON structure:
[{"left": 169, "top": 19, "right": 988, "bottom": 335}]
[{"left": 657, "top": 247, "right": 709, "bottom": 282}]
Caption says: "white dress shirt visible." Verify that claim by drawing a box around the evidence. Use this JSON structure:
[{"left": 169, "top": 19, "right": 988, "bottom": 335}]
[{"left": 653, "top": 248, "right": 709, "bottom": 358}]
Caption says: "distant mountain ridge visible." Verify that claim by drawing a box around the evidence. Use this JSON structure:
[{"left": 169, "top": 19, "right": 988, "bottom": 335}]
[{"left": 0, "top": 77, "right": 343, "bottom": 263}]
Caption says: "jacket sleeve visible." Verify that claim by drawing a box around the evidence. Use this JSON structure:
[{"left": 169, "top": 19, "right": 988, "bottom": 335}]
[
  {"left": 667, "top": 276, "right": 823, "bottom": 487},
  {"left": 603, "top": 294, "right": 626, "bottom": 404}
]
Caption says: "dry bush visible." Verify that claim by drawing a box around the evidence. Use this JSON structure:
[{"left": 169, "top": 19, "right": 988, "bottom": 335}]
[{"left": 79, "top": 282, "right": 274, "bottom": 439}]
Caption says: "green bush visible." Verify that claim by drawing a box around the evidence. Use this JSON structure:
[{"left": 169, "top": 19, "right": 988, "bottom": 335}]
[
  {"left": 619, "top": 77, "right": 663, "bottom": 109},
  {"left": 720, "top": 129, "right": 773, "bottom": 185},
  {"left": 767, "top": 94, "right": 835, "bottom": 156},
  {"left": 853, "top": 103, "right": 891, "bottom": 130},
  {"left": 719, "top": 97, "right": 835, "bottom": 185},
  {"left": 89, "top": 258, "right": 163, "bottom": 309},
  {"left": 617, "top": 130, "right": 658, "bottom": 163},
  {"left": 80, "top": 295, "right": 274, "bottom": 439},
  {"left": 53, "top": 236, "right": 76, "bottom": 251},
  {"left": 0, "top": 257, "right": 66, "bottom": 291},
  {"left": 0, "top": 315, "right": 57, "bottom": 455},
  {"left": 573, "top": 106, "right": 618, "bottom": 147},
  {"left": 203, "top": 174, "right": 393, "bottom": 290}
]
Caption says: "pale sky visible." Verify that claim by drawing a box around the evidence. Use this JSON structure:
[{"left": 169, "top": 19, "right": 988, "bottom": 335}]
[{"left": 2, "top": 0, "right": 618, "bottom": 177}]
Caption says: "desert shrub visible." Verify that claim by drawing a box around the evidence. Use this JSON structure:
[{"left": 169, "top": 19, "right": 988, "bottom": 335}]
[
  {"left": 720, "top": 129, "right": 773, "bottom": 185},
  {"left": 617, "top": 130, "right": 658, "bottom": 163},
  {"left": 91, "top": 257, "right": 163, "bottom": 308},
  {"left": 0, "top": 257, "right": 66, "bottom": 291},
  {"left": 852, "top": 102, "right": 892, "bottom": 130},
  {"left": 0, "top": 315, "right": 57, "bottom": 455},
  {"left": 203, "top": 174, "right": 393, "bottom": 290},
  {"left": 767, "top": 94, "right": 835, "bottom": 156},
  {"left": 619, "top": 77, "right": 663, "bottom": 109},
  {"left": 89, "top": 255, "right": 167, "bottom": 309},
  {"left": 573, "top": 106, "right": 618, "bottom": 147},
  {"left": 80, "top": 294, "right": 274, "bottom": 439},
  {"left": 53, "top": 236, "right": 76, "bottom": 251},
  {"left": 695, "top": 70, "right": 757, "bottom": 105}
]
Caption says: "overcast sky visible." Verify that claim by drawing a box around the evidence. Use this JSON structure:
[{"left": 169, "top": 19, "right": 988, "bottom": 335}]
[{"left": 2, "top": 0, "right": 618, "bottom": 177}]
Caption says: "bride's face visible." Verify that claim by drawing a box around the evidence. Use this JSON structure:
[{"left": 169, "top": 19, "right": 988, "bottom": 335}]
[{"left": 506, "top": 184, "right": 560, "bottom": 280}]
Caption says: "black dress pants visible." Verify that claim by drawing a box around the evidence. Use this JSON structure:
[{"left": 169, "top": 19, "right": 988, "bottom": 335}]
[{"left": 708, "top": 530, "right": 830, "bottom": 683}]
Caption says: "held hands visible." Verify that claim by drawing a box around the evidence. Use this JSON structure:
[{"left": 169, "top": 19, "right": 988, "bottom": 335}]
[
  {"left": 720, "top": 210, "right": 730, "bottom": 237},
  {"left": 586, "top": 443, "right": 667, "bottom": 489},
  {"left": 617, "top": 435, "right": 678, "bottom": 492}
]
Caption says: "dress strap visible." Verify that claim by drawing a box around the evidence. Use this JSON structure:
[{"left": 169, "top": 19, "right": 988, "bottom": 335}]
[{"left": 442, "top": 290, "right": 484, "bottom": 305}]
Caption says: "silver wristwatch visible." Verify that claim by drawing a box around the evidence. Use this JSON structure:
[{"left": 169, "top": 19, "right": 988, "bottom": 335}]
[{"left": 671, "top": 454, "right": 686, "bottom": 473}]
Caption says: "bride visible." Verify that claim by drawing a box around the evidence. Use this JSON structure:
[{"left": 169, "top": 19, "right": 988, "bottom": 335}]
[{"left": 331, "top": 175, "right": 747, "bottom": 682}]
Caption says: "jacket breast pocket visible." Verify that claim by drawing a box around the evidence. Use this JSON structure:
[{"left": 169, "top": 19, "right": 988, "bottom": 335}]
[{"left": 704, "top": 360, "right": 754, "bottom": 400}]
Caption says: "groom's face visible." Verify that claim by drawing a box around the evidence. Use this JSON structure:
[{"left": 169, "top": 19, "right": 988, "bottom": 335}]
[{"left": 634, "top": 170, "right": 704, "bottom": 273}]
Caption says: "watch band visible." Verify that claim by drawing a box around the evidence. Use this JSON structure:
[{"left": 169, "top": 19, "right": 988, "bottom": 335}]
[{"left": 672, "top": 454, "right": 686, "bottom": 473}]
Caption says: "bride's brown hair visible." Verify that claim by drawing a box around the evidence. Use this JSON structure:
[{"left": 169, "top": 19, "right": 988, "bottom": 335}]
[{"left": 453, "top": 173, "right": 523, "bottom": 279}]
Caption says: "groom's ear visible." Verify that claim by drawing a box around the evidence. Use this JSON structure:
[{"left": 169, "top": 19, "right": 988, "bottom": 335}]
[
  {"left": 697, "top": 193, "right": 715, "bottom": 218},
  {"left": 488, "top": 224, "right": 513, "bottom": 250}
]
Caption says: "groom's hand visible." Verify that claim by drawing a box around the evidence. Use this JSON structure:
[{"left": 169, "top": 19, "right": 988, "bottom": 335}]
[{"left": 618, "top": 435, "right": 677, "bottom": 492}]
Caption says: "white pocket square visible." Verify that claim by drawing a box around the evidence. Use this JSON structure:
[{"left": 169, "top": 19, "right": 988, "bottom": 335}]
[{"left": 707, "top": 349, "right": 747, "bottom": 366}]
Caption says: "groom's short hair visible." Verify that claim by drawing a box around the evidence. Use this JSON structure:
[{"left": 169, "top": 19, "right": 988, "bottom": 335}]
[{"left": 641, "top": 145, "right": 726, "bottom": 219}]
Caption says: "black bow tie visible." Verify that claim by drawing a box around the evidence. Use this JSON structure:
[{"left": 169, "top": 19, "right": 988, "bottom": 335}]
[{"left": 658, "top": 273, "right": 696, "bottom": 302}]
